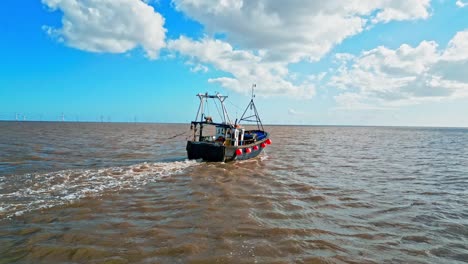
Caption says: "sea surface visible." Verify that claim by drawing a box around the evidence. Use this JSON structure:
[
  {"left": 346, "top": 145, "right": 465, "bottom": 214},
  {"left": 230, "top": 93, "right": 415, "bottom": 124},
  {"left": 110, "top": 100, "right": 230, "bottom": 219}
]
[{"left": 0, "top": 122, "right": 467, "bottom": 263}]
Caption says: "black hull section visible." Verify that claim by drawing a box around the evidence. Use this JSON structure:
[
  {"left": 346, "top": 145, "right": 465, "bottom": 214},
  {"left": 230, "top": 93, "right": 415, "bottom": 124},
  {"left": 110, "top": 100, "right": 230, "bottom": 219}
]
[
  {"left": 186, "top": 137, "right": 268, "bottom": 162},
  {"left": 186, "top": 141, "right": 226, "bottom": 162}
]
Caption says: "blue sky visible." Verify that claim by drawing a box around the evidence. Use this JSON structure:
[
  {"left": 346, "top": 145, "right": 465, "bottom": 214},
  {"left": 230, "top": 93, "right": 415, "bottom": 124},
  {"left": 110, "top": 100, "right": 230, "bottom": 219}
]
[{"left": 1, "top": 0, "right": 467, "bottom": 126}]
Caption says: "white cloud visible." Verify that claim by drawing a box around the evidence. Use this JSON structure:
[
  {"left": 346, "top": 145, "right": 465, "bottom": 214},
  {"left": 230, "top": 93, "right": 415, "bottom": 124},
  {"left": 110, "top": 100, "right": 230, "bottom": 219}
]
[
  {"left": 456, "top": 0, "right": 468, "bottom": 7},
  {"left": 172, "top": 0, "right": 431, "bottom": 62},
  {"left": 168, "top": 36, "right": 315, "bottom": 97},
  {"left": 42, "top": 0, "right": 166, "bottom": 59},
  {"left": 191, "top": 64, "right": 209, "bottom": 73},
  {"left": 329, "top": 30, "right": 468, "bottom": 109},
  {"left": 288, "top": 108, "right": 304, "bottom": 115},
  {"left": 166, "top": 1, "right": 431, "bottom": 98},
  {"left": 371, "top": 0, "right": 431, "bottom": 23},
  {"left": 442, "top": 30, "right": 468, "bottom": 61},
  {"left": 41, "top": 0, "right": 440, "bottom": 101},
  {"left": 184, "top": 61, "right": 209, "bottom": 73}
]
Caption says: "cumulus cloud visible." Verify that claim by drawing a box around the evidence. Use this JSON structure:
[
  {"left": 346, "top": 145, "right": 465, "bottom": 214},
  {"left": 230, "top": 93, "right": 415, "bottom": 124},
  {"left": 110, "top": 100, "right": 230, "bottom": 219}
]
[
  {"left": 172, "top": 0, "right": 430, "bottom": 62},
  {"left": 456, "top": 1, "right": 468, "bottom": 7},
  {"left": 42, "top": 0, "right": 166, "bottom": 59},
  {"left": 329, "top": 30, "right": 468, "bottom": 109},
  {"left": 189, "top": 63, "right": 209, "bottom": 73},
  {"left": 168, "top": 36, "right": 315, "bottom": 98},
  {"left": 288, "top": 108, "right": 304, "bottom": 115},
  {"left": 443, "top": 30, "right": 468, "bottom": 61},
  {"left": 41, "top": 0, "right": 437, "bottom": 100}
]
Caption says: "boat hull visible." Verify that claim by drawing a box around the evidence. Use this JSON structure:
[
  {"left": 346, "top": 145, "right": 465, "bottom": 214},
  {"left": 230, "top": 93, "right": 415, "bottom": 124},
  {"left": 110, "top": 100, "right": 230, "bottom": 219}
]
[
  {"left": 186, "top": 137, "right": 268, "bottom": 162},
  {"left": 186, "top": 141, "right": 226, "bottom": 162}
]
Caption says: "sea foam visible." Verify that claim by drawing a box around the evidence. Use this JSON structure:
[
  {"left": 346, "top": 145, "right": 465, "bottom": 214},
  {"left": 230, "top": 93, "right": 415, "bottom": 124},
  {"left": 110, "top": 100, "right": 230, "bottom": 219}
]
[{"left": 0, "top": 160, "right": 198, "bottom": 219}]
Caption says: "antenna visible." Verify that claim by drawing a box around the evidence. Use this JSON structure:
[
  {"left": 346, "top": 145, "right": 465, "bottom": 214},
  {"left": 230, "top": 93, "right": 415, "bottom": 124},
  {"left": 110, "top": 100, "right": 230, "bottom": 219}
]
[
  {"left": 251, "top": 84, "right": 256, "bottom": 110},
  {"left": 251, "top": 84, "right": 256, "bottom": 99}
]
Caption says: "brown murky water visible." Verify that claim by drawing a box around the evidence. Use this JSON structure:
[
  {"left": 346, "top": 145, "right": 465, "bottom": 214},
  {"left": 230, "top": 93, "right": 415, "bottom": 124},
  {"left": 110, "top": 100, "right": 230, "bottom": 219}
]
[{"left": 1, "top": 122, "right": 467, "bottom": 263}]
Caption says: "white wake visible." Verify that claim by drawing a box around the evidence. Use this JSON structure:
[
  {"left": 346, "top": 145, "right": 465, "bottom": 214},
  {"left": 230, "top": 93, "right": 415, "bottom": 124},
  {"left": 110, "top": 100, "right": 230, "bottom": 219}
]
[{"left": 0, "top": 160, "right": 199, "bottom": 219}]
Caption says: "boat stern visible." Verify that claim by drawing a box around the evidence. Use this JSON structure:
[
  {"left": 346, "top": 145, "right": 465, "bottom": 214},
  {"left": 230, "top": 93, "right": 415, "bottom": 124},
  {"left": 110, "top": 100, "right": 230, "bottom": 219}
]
[{"left": 186, "top": 141, "right": 226, "bottom": 162}]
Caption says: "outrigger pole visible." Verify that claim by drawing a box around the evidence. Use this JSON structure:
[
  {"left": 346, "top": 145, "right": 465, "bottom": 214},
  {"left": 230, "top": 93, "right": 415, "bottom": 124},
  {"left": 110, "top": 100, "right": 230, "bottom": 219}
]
[
  {"left": 191, "top": 92, "right": 233, "bottom": 141},
  {"left": 194, "top": 92, "right": 231, "bottom": 124}
]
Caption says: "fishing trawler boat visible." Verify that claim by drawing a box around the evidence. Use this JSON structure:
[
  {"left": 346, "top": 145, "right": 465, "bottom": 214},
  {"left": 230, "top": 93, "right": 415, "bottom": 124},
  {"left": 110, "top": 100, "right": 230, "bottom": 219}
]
[{"left": 186, "top": 88, "right": 271, "bottom": 162}]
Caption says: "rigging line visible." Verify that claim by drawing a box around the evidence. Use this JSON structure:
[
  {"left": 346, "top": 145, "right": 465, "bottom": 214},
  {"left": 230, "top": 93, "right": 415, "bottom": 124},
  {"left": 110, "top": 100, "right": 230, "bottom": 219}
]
[
  {"left": 213, "top": 99, "right": 223, "bottom": 122},
  {"left": 205, "top": 97, "right": 210, "bottom": 117},
  {"left": 226, "top": 100, "right": 243, "bottom": 121},
  {"left": 227, "top": 100, "right": 242, "bottom": 111},
  {"left": 167, "top": 130, "right": 191, "bottom": 140}
]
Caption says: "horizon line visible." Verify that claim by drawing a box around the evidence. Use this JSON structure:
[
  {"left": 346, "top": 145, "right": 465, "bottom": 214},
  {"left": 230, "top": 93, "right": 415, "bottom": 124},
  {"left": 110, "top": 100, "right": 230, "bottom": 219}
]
[{"left": 0, "top": 120, "right": 467, "bottom": 129}]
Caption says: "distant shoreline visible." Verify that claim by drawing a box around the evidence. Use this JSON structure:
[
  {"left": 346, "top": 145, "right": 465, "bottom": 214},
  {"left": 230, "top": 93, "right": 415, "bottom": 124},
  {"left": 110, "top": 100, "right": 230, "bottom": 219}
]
[{"left": 0, "top": 120, "right": 467, "bottom": 129}]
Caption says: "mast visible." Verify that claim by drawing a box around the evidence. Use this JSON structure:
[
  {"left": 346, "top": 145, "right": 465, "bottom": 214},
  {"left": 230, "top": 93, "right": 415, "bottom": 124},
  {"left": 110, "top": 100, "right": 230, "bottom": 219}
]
[{"left": 239, "top": 84, "right": 264, "bottom": 131}]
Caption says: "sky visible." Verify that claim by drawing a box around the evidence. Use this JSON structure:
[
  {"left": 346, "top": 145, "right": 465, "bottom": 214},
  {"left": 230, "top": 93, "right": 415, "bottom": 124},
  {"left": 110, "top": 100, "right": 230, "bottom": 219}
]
[{"left": 0, "top": 0, "right": 467, "bottom": 126}]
